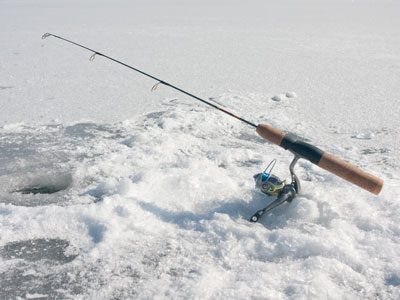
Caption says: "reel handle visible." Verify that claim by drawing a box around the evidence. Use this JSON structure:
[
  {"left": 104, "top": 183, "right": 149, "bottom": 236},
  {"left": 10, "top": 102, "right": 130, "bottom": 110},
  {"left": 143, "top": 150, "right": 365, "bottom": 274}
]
[{"left": 256, "top": 124, "right": 384, "bottom": 195}]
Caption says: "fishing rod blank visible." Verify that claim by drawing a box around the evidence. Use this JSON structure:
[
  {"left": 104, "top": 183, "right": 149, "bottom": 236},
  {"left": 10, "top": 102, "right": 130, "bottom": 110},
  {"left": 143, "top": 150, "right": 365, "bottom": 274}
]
[
  {"left": 41, "top": 33, "right": 257, "bottom": 128},
  {"left": 42, "top": 33, "right": 384, "bottom": 195}
]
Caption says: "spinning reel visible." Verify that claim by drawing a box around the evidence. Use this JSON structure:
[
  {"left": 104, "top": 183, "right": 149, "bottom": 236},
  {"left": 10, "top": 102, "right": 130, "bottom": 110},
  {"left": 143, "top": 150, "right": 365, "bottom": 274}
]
[{"left": 250, "top": 156, "right": 301, "bottom": 222}]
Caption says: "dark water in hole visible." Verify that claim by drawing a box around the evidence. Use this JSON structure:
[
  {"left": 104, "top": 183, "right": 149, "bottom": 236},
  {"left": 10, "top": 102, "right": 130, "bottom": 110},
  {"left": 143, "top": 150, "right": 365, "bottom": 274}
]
[
  {"left": 14, "top": 174, "right": 72, "bottom": 195},
  {"left": 0, "top": 122, "right": 128, "bottom": 207}
]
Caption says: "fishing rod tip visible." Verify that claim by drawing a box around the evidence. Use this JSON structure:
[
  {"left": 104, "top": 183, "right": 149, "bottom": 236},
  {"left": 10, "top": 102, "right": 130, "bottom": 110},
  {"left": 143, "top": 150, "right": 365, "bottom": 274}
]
[{"left": 42, "top": 33, "right": 51, "bottom": 40}]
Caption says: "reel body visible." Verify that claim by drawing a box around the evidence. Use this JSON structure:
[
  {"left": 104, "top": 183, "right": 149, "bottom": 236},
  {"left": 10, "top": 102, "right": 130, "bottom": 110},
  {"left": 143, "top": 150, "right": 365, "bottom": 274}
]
[
  {"left": 254, "top": 173, "right": 285, "bottom": 197},
  {"left": 250, "top": 157, "right": 301, "bottom": 222}
]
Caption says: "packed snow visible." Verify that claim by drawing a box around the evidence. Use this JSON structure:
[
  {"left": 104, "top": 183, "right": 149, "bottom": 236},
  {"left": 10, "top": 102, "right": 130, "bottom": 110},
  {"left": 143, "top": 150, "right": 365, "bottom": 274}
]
[{"left": 1, "top": 0, "right": 400, "bottom": 299}]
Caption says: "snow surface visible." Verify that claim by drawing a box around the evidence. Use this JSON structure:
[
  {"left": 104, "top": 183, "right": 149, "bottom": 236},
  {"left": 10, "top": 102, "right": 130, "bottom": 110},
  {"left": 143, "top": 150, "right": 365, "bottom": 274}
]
[{"left": 1, "top": 0, "right": 400, "bottom": 299}]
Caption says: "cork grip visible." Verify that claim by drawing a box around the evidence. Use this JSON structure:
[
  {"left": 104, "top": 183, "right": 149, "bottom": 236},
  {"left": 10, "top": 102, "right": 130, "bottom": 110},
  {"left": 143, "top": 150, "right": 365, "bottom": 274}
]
[
  {"left": 256, "top": 124, "right": 384, "bottom": 195},
  {"left": 318, "top": 152, "right": 383, "bottom": 195},
  {"left": 256, "top": 124, "right": 286, "bottom": 146}
]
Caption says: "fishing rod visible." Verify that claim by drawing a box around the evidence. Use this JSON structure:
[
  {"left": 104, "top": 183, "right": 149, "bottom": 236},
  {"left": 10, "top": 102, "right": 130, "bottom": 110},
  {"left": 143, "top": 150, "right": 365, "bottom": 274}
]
[
  {"left": 41, "top": 33, "right": 256, "bottom": 128},
  {"left": 42, "top": 33, "right": 384, "bottom": 204}
]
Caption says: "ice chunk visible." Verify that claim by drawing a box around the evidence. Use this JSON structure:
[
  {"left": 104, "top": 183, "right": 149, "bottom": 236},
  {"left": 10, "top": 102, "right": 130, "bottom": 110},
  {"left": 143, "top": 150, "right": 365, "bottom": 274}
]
[
  {"left": 271, "top": 94, "right": 286, "bottom": 102},
  {"left": 285, "top": 91, "right": 297, "bottom": 98}
]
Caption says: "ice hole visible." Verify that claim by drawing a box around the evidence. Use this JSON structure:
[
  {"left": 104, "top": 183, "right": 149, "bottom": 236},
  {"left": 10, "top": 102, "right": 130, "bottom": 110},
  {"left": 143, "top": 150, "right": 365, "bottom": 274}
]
[{"left": 14, "top": 173, "right": 72, "bottom": 195}]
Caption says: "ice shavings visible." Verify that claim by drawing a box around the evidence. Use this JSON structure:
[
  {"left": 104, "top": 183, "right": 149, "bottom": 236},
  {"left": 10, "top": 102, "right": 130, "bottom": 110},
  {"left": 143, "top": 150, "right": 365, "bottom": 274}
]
[{"left": 1, "top": 93, "right": 399, "bottom": 299}]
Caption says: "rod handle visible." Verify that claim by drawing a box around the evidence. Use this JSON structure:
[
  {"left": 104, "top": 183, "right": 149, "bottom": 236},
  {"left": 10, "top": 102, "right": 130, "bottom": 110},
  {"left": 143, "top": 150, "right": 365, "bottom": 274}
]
[
  {"left": 318, "top": 152, "right": 383, "bottom": 195},
  {"left": 256, "top": 124, "right": 384, "bottom": 195}
]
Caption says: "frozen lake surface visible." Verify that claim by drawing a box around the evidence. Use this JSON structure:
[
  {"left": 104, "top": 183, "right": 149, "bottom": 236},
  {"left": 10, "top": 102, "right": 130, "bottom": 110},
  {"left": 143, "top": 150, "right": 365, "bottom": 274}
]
[{"left": 1, "top": 0, "right": 400, "bottom": 299}]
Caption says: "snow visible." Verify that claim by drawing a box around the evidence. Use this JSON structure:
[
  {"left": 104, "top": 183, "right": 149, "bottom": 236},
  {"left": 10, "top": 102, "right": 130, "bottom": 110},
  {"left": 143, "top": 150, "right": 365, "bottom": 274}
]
[{"left": 1, "top": 0, "right": 400, "bottom": 299}]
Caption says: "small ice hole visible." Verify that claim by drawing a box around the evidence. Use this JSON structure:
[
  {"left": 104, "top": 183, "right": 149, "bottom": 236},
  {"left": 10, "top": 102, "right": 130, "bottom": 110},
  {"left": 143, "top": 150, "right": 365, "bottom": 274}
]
[{"left": 14, "top": 173, "right": 72, "bottom": 195}]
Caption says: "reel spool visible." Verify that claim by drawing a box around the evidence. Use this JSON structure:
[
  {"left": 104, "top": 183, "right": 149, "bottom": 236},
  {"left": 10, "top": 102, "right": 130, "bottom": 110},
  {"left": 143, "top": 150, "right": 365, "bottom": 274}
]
[{"left": 254, "top": 159, "right": 285, "bottom": 197}]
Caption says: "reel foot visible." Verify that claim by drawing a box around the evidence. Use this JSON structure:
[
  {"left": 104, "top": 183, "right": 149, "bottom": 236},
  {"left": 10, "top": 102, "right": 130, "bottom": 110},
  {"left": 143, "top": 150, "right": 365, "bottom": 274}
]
[{"left": 250, "top": 210, "right": 264, "bottom": 223}]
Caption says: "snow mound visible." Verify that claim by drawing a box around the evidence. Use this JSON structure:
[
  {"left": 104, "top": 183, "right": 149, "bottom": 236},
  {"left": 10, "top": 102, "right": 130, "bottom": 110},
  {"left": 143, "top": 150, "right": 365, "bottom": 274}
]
[
  {"left": 271, "top": 94, "right": 286, "bottom": 102},
  {"left": 1, "top": 93, "right": 398, "bottom": 299},
  {"left": 271, "top": 92, "right": 297, "bottom": 102},
  {"left": 285, "top": 91, "right": 297, "bottom": 98}
]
